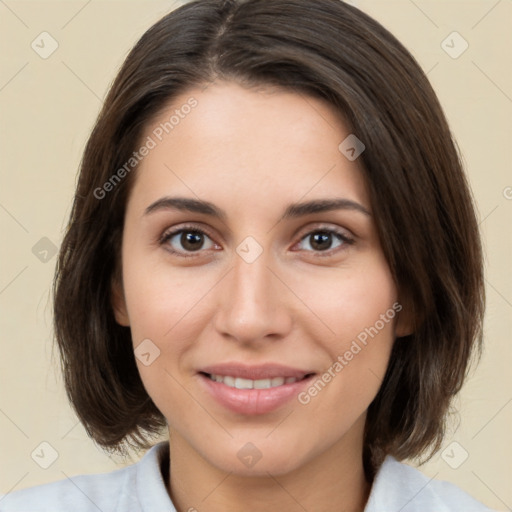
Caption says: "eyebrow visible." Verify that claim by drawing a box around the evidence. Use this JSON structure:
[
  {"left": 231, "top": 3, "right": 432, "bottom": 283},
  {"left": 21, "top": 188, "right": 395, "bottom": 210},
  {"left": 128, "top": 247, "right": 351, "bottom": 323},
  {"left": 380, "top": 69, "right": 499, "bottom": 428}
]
[{"left": 144, "top": 196, "right": 371, "bottom": 220}]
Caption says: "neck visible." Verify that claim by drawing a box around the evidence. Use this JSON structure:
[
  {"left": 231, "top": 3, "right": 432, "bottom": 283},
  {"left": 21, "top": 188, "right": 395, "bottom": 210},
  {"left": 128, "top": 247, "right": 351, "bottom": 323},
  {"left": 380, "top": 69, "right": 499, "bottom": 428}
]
[{"left": 167, "top": 418, "right": 371, "bottom": 512}]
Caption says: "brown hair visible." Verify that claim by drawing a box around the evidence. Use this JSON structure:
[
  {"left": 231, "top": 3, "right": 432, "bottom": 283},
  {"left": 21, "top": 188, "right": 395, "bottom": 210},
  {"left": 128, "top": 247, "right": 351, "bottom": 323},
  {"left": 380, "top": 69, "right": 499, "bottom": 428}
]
[{"left": 53, "top": 0, "right": 485, "bottom": 475}]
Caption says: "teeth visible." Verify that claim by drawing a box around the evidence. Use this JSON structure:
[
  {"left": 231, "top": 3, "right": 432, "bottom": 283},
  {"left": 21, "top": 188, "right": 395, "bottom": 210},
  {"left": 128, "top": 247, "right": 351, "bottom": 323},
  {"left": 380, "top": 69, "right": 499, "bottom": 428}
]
[
  {"left": 254, "top": 378, "right": 272, "bottom": 389},
  {"left": 235, "top": 377, "right": 253, "bottom": 389},
  {"left": 209, "top": 374, "right": 298, "bottom": 389},
  {"left": 223, "top": 376, "right": 236, "bottom": 387}
]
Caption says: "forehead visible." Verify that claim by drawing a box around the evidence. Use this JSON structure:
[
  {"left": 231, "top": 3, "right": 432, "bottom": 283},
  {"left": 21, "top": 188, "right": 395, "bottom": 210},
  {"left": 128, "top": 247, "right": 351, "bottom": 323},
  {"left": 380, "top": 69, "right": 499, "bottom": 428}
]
[{"left": 129, "top": 81, "right": 369, "bottom": 216}]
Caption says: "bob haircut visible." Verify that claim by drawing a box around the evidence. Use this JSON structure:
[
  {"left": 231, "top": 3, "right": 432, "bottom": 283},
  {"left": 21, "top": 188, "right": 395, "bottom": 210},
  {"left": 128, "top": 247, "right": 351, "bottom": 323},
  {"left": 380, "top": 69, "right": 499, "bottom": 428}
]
[{"left": 53, "top": 0, "right": 484, "bottom": 476}]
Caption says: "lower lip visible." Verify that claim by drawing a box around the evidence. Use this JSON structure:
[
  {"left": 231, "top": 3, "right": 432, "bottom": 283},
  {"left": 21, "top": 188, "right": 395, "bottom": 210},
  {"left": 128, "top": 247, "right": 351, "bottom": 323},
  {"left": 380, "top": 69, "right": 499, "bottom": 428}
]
[{"left": 198, "top": 373, "right": 314, "bottom": 415}]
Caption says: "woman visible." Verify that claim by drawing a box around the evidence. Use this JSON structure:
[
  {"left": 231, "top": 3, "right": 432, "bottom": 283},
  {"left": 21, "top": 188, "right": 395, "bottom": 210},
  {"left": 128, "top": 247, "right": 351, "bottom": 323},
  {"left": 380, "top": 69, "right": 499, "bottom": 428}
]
[{"left": 0, "top": 0, "right": 495, "bottom": 510}]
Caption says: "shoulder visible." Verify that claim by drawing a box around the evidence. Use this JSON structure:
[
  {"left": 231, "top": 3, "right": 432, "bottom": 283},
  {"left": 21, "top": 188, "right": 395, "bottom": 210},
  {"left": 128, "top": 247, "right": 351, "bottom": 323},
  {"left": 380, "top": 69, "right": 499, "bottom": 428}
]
[
  {"left": 0, "top": 442, "right": 174, "bottom": 512},
  {"left": 365, "top": 455, "right": 497, "bottom": 512},
  {"left": 0, "top": 463, "right": 135, "bottom": 512}
]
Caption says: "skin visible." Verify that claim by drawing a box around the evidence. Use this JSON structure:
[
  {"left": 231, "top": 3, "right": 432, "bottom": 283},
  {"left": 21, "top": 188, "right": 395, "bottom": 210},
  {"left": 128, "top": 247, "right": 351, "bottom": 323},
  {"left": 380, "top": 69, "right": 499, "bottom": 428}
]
[{"left": 113, "top": 81, "right": 412, "bottom": 512}]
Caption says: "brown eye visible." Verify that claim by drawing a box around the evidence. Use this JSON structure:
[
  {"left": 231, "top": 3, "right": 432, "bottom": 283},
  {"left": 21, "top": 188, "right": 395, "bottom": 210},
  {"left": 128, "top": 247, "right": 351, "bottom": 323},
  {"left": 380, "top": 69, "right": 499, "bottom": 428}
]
[
  {"left": 309, "top": 232, "right": 335, "bottom": 251},
  {"left": 179, "top": 231, "right": 206, "bottom": 251},
  {"left": 160, "top": 227, "right": 217, "bottom": 256},
  {"left": 296, "top": 229, "right": 354, "bottom": 254}
]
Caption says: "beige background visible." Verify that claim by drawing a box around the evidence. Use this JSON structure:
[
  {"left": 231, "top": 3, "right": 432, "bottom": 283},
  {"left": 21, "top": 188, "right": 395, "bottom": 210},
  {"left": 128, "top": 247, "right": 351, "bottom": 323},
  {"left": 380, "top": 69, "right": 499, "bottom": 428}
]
[{"left": 0, "top": 0, "right": 511, "bottom": 509}]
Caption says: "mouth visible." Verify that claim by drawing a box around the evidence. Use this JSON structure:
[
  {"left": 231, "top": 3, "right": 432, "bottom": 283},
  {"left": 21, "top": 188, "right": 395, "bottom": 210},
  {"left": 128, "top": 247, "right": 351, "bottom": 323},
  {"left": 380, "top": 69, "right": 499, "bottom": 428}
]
[
  {"left": 197, "top": 364, "right": 317, "bottom": 415},
  {"left": 200, "top": 372, "right": 315, "bottom": 390}
]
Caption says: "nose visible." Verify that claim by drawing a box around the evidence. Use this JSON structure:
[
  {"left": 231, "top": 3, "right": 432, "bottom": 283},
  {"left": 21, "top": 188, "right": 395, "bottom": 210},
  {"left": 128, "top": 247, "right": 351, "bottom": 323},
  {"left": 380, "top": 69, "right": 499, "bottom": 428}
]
[{"left": 213, "top": 250, "right": 293, "bottom": 346}]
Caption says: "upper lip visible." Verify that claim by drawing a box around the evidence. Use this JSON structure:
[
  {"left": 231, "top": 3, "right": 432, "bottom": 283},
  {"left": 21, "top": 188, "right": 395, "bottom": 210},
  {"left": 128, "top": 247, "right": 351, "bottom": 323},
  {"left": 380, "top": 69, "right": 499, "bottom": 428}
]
[{"left": 199, "top": 363, "right": 314, "bottom": 380}]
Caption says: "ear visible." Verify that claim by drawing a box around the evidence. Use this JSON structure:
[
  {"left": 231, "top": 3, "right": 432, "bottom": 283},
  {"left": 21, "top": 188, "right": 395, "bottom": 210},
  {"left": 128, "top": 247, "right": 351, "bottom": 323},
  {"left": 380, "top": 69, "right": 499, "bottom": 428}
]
[
  {"left": 111, "top": 277, "right": 130, "bottom": 327},
  {"left": 394, "top": 293, "right": 415, "bottom": 338}
]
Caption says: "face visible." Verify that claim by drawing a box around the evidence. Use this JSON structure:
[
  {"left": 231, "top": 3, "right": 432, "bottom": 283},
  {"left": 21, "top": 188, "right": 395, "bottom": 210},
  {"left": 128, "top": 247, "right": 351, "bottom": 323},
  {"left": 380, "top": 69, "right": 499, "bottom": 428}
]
[{"left": 113, "top": 81, "right": 410, "bottom": 477}]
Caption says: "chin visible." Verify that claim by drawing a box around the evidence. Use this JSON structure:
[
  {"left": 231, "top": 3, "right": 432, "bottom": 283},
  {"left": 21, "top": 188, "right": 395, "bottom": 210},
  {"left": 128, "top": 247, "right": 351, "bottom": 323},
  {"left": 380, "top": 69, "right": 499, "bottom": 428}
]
[{"left": 203, "top": 437, "right": 312, "bottom": 478}]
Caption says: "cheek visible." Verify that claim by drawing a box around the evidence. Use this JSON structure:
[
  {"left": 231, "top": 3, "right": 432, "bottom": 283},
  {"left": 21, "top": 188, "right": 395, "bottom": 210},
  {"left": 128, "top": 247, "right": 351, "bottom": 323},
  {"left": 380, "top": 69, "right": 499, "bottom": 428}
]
[
  {"left": 121, "top": 254, "right": 218, "bottom": 409},
  {"left": 121, "top": 259, "right": 207, "bottom": 421},
  {"left": 289, "top": 258, "right": 398, "bottom": 348},
  {"left": 121, "top": 252, "right": 210, "bottom": 341},
  {"left": 291, "top": 259, "right": 398, "bottom": 405}
]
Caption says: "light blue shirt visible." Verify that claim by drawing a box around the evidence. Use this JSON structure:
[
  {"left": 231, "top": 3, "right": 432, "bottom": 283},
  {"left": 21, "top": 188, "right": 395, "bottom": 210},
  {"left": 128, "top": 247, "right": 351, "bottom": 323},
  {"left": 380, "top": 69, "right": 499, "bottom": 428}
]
[{"left": 0, "top": 441, "right": 496, "bottom": 511}]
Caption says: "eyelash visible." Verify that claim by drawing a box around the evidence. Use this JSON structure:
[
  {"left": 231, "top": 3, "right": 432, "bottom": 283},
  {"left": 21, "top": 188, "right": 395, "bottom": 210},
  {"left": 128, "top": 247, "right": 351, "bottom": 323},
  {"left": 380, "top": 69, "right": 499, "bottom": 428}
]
[{"left": 158, "top": 223, "right": 355, "bottom": 259}]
